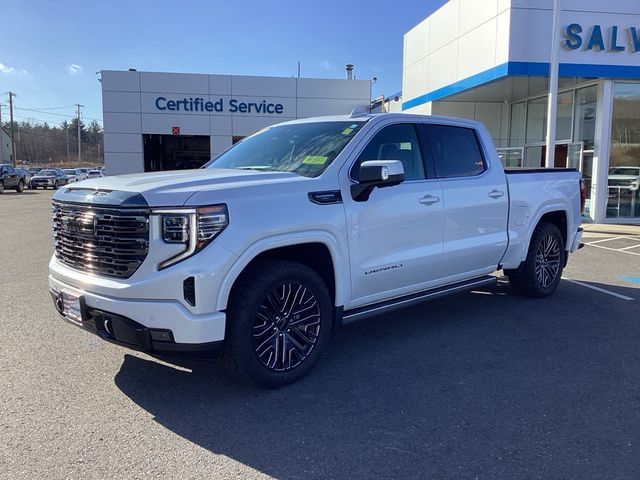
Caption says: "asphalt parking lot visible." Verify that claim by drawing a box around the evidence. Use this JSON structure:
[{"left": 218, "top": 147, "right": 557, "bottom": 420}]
[{"left": 1, "top": 189, "right": 639, "bottom": 480}]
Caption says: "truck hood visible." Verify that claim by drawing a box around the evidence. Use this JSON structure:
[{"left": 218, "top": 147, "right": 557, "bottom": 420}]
[{"left": 54, "top": 168, "right": 307, "bottom": 207}]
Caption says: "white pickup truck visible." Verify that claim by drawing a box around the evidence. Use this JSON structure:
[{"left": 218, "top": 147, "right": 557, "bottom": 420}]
[{"left": 49, "top": 113, "right": 584, "bottom": 386}]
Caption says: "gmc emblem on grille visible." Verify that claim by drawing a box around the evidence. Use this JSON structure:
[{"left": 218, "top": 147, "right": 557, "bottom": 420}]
[{"left": 62, "top": 215, "right": 96, "bottom": 235}]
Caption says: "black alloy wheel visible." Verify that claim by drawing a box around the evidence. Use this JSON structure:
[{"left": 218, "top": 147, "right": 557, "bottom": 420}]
[
  {"left": 505, "top": 222, "right": 565, "bottom": 298},
  {"left": 225, "top": 260, "right": 332, "bottom": 387},
  {"left": 535, "top": 234, "right": 561, "bottom": 288},
  {"left": 253, "top": 282, "right": 322, "bottom": 372}
]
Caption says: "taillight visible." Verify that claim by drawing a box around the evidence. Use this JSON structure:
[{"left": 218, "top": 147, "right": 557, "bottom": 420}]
[{"left": 579, "top": 178, "right": 587, "bottom": 213}]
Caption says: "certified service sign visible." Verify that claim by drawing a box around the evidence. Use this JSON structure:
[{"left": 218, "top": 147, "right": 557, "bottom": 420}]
[{"left": 155, "top": 96, "right": 285, "bottom": 115}]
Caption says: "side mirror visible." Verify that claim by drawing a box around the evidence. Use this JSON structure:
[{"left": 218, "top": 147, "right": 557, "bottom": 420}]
[{"left": 351, "top": 160, "right": 405, "bottom": 202}]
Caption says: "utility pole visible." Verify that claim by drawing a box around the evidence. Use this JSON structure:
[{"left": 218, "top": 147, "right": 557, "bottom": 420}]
[
  {"left": 65, "top": 125, "right": 70, "bottom": 159},
  {"left": 76, "top": 104, "right": 83, "bottom": 166},
  {"left": 8, "top": 92, "right": 16, "bottom": 167}
]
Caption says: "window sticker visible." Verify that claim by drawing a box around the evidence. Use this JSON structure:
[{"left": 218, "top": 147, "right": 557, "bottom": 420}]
[
  {"left": 302, "top": 156, "right": 328, "bottom": 165},
  {"left": 341, "top": 128, "right": 354, "bottom": 135}
]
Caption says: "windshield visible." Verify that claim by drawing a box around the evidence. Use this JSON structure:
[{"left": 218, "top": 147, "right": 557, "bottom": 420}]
[
  {"left": 39, "top": 170, "right": 56, "bottom": 176},
  {"left": 610, "top": 167, "right": 640, "bottom": 176},
  {"left": 63, "top": 169, "right": 76, "bottom": 174},
  {"left": 205, "top": 121, "right": 366, "bottom": 177}
]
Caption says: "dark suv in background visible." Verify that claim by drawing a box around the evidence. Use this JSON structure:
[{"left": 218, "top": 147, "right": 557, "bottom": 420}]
[
  {"left": 30, "top": 169, "right": 69, "bottom": 190},
  {"left": 0, "top": 164, "right": 26, "bottom": 193}
]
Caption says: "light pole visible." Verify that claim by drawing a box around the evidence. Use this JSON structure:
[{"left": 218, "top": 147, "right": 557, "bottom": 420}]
[{"left": 545, "top": 0, "right": 561, "bottom": 168}]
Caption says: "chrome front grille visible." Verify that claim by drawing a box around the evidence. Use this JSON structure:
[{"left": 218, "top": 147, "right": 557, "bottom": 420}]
[{"left": 52, "top": 200, "right": 149, "bottom": 278}]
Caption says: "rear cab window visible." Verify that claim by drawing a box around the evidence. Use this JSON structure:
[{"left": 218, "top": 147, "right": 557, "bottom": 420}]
[{"left": 425, "top": 124, "right": 486, "bottom": 179}]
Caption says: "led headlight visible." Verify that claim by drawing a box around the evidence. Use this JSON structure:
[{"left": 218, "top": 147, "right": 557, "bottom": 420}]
[{"left": 154, "top": 204, "right": 228, "bottom": 269}]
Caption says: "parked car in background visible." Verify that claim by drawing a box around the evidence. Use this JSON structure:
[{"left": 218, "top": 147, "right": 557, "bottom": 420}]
[
  {"left": 62, "top": 169, "right": 79, "bottom": 183},
  {"left": 15, "top": 168, "right": 32, "bottom": 189},
  {"left": 87, "top": 169, "right": 104, "bottom": 179},
  {"left": 31, "top": 169, "right": 68, "bottom": 190},
  {"left": 75, "top": 168, "right": 89, "bottom": 181},
  {"left": 608, "top": 166, "right": 640, "bottom": 191},
  {"left": 28, "top": 167, "right": 42, "bottom": 176},
  {"left": 0, "top": 163, "right": 26, "bottom": 193}
]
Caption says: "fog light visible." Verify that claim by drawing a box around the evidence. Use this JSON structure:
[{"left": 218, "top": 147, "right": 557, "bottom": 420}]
[{"left": 150, "top": 329, "right": 173, "bottom": 342}]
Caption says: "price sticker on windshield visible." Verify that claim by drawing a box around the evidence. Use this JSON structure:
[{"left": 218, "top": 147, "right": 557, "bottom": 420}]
[{"left": 302, "top": 156, "right": 328, "bottom": 165}]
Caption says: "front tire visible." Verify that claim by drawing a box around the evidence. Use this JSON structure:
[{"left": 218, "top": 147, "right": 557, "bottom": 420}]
[
  {"left": 53, "top": 181, "right": 59, "bottom": 190},
  {"left": 15, "top": 180, "right": 24, "bottom": 193},
  {"left": 224, "top": 260, "right": 333, "bottom": 387},
  {"left": 506, "top": 222, "right": 565, "bottom": 298}
]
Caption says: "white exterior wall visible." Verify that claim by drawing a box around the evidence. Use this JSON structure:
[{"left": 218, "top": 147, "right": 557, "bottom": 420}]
[
  {"left": 403, "top": 0, "right": 640, "bottom": 113},
  {"left": 102, "top": 71, "right": 370, "bottom": 174},
  {"left": 0, "top": 129, "right": 12, "bottom": 164},
  {"left": 403, "top": 0, "right": 512, "bottom": 112}
]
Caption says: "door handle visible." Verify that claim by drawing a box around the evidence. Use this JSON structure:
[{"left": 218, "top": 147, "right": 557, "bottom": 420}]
[
  {"left": 488, "top": 189, "right": 504, "bottom": 199},
  {"left": 419, "top": 194, "right": 440, "bottom": 206}
]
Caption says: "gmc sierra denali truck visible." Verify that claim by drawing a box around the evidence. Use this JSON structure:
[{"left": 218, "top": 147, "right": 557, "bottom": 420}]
[{"left": 49, "top": 113, "right": 584, "bottom": 387}]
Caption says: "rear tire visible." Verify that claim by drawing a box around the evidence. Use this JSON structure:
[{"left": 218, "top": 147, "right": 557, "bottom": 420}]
[
  {"left": 224, "top": 260, "right": 333, "bottom": 388},
  {"left": 0, "top": 181, "right": 4, "bottom": 194},
  {"left": 53, "top": 181, "right": 59, "bottom": 190},
  {"left": 15, "top": 180, "right": 24, "bottom": 193},
  {"left": 506, "top": 222, "right": 565, "bottom": 298}
]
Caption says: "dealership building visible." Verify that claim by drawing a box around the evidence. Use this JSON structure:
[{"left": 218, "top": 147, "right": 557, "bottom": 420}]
[
  {"left": 101, "top": 70, "right": 370, "bottom": 175},
  {"left": 403, "top": 0, "right": 640, "bottom": 223}
]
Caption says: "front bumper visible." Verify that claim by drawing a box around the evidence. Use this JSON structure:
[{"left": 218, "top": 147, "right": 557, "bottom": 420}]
[
  {"left": 569, "top": 227, "right": 583, "bottom": 252},
  {"left": 32, "top": 179, "right": 55, "bottom": 187},
  {"left": 50, "top": 288, "right": 224, "bottom": 357},
  {"left": 49, "top": 275, "right": 227, "bottom": 346}
]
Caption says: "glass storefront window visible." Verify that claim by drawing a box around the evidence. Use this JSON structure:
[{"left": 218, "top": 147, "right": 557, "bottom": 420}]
[
  {"left": 509, "top": 102, "right": 526, "bottom": 147},
  {"left": 524, "top": 93, "right": 573, "bottom": 144},
  {"left": 526, "top": 96, "right": 547, "bottom": 143},
  {"left": 556, "top": 92, "right": 573, "bottom": 141},
  {"left": 573, "top": 85, "right": 597, "bottom": 218},
  {"left": 608, "top": 83, "right": 640, "bottom": 219}
]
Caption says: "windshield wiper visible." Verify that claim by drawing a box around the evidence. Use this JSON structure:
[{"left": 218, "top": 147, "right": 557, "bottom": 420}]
[{"left": 235, "top": 166, "right": 274, "bottom": 171}]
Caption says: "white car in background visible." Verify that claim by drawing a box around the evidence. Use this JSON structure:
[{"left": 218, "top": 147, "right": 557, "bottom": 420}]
[
  {"left": 87, "top": 169, "right": 104, "bottom": 179},
  {"left": 608, "top": 166, "right": 640, "bottom": 191},
  {"left": 75, "top": 168, "right": 89, "bottom": 181},
  {"left": 62, "top": 169, "right": 78, "bottom": 183}
]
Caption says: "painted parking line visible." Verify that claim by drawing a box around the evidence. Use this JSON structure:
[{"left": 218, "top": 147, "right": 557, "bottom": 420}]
[
  {"left": 562, "top": 277, "right": 635, "bottom": 301},
  {"left": 584, "top": 243, "right": 640, "bottom": 256},
  {"left": 585, "top": 236, "right": 626, "bottom": 244},
  {"left": 619, "top": 244, "right": 640, "bottom": 251}
]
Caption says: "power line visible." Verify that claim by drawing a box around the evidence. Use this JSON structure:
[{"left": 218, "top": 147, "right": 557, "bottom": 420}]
[{"left": 12, "top": 106, "right": 103, "bottom": 123}]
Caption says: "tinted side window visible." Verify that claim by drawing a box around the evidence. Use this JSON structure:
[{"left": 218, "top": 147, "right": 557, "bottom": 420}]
[
  {"left": 352, "top": 124, "right": 426, "bottom": 181},
  {"left": 427, "top": 125, "right": 485, "bottom": 178}
]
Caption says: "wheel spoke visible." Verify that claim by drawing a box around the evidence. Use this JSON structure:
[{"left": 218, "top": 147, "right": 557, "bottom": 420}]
[{"left": 252, "top": 281, "right": 322, "bottom": 372}]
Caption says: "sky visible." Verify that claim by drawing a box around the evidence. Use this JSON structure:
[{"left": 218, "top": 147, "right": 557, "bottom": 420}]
[{"left": 0, "top": 0, "right": 445, "bottom": 128}]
